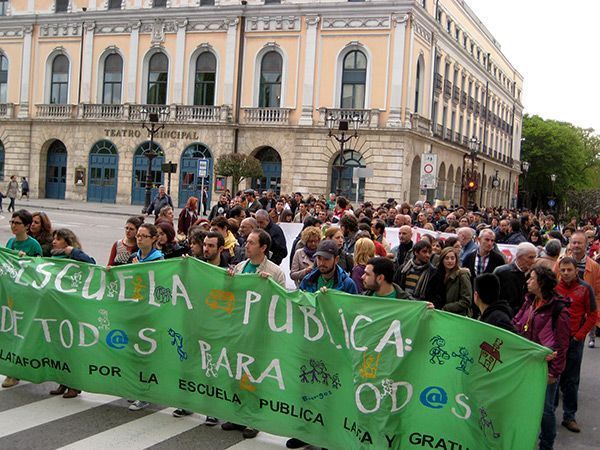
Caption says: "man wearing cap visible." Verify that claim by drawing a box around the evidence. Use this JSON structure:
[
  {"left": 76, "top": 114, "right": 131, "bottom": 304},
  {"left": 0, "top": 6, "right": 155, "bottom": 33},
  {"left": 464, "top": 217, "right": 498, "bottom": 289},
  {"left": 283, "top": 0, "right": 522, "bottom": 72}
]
[
  {"left": 245, "top": 189, "right": 262, "bottom": 213},
  {"left": 298, "top": 240, "right": 357, "bottom": 294},
  {"left": 289, "top": 240, "right": 357, "bottom": 449}
]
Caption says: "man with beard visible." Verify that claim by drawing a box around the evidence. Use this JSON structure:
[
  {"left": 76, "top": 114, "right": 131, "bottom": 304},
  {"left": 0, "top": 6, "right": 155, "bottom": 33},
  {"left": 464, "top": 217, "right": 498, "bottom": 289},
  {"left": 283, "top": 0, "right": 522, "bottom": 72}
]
[{"left": 208, "top": 194, "right": 230, "bottom": 221}]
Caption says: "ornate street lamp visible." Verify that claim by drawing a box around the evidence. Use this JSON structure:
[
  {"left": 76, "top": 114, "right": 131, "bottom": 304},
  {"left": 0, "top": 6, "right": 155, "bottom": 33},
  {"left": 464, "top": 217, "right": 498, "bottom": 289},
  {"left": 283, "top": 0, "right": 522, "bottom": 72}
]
[
  {"left": 463, "top": 136, "right": 480, "bottom": 208},
  {"left": 140, "top": 106, "right": 170, "bottom": 213},
  {"left": 521, "top": 161, "right": 530, "bottom": 208},
  {"left": 327, "top": 112, "right": 360, "bottom": 197}
]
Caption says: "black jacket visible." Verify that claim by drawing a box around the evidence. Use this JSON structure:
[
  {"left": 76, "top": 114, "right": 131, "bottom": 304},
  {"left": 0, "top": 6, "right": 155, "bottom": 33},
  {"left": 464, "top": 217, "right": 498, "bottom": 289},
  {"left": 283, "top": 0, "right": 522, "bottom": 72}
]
[
  {"left": 265, "top": 220, "right": 288, "bottom": 265},
  {"left": 463, "top": 249, "right": 506, "bottom": 280},
  {"left": 480, "top": 301, "right": 516, "bottom": 332},
  {"left": 208, "top": 202, "right": 230, "bottom": 221},
  {"left": 493, "top": 262, "right": 528, "bottom": 317}
]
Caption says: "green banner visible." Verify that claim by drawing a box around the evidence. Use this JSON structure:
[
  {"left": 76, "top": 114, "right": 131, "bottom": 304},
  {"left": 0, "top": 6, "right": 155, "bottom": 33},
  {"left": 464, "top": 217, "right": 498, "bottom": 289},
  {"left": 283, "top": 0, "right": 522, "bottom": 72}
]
[{"left": 0, "top": 248, "right": 550, "bottom": 449}]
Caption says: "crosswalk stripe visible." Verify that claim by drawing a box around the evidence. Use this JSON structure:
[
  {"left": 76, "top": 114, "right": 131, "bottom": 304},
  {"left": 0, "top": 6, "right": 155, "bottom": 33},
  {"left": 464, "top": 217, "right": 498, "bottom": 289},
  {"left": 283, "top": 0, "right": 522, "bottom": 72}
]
[
  {"left": 59, "top": 408, "right": 207, "bottom": 450},
  {"left": 226, "top": 433, "right": 289, "bottom": 449},
  {"left": 0, "top": 392, "right": 120, "bottom": 438}
]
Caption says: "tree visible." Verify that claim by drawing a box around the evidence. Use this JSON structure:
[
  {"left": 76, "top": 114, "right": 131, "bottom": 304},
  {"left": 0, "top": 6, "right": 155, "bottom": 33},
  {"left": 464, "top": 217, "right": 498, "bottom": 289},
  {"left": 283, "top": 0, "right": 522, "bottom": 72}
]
[
  {"left": 215, "top": 153, "right": 264, "bottom": 193},
  {"left": 521, "top": 115, "right": 600, "bottom": 210}
]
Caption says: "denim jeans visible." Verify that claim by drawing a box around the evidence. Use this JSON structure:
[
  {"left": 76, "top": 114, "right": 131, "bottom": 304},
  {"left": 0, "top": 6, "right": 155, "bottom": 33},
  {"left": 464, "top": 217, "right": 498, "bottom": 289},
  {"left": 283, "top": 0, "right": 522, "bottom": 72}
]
[
  {"left": 560, "top": 338, "right": 585, "bottom": 421},
  {"left": 540, "top": 381, "right": 559, "bottom": 450}
]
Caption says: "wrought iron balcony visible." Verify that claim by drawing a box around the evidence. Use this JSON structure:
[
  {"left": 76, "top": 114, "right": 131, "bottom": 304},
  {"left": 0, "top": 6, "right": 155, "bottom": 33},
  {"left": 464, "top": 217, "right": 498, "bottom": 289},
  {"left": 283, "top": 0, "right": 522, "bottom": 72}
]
[
  {"left": 319, "top": 108, "right": 379, "bottom": 128},
  {"left": 452, "top": 86, "right": 460, "bottom": 104},
  {"left": 443, "top": 80, "right": 452, "bottom": 99},
  {"left": 467, "top": 97, "right": 474, "bottom": 112},
  {"left": 474, "top": 101, "right": 480, "bottom": 117},
  {"left": 460, "top": 92, "right": 467, "bottom": 108},
  {"left": 434, "top": 73, "right": 443, "bottom": 93}
]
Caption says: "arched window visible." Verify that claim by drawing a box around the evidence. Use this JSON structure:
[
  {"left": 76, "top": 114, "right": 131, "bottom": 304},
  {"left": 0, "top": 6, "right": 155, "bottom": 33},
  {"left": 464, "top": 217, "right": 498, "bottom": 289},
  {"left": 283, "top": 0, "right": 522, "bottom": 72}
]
[
  {"left": 341, "top": 50, "right": 367, "bottom": 108},
  {"left": 102, "top": 53, "right": 123, "bottom": 104},
  {"left": 147, "top": 53, "right": 168, "bottom": 105},
  {"left": 414, "top": 57, "right": 423, "bottom": 113},
  {"left": 259, "top": 51, "right": 282, "bottom": 107},
  {"left": 0, "top": 54, "right": 7, "bottom": 103},
  {"left": 50, "top": 55, "right": 69, "bottom": 104},
  {"left": 331, "top": 150, "right": 366, "bottom": 201},
  {"left": 0, "top": 140, "right": 4, "bottom": 181},
  {"left": 194, "top": 52, "right": 216, "bottom": 106}
]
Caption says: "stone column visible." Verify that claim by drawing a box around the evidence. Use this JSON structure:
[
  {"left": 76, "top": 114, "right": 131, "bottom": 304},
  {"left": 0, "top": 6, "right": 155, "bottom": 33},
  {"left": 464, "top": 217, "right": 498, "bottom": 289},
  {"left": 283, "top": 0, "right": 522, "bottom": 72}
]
[
  {"left": 126, "top": 20, "right": 141, "bottom": 103},
  {"left": 298, "top": 15, "right": 319, "bottom": 126},
  {"left": 80, "top": 21, "right": 95, "bottom": 103},
  {"left": 386, "top": 14, "right": 409, "bottom": 127},
  {"left": 172, "top": 19, "right": 188, "bottom": 104},
  {"left": 18, "top": 25, "right": 33, "bottom": 118},
  {"left": 223, "top": 18, "right": 239, "bottom": 109}
]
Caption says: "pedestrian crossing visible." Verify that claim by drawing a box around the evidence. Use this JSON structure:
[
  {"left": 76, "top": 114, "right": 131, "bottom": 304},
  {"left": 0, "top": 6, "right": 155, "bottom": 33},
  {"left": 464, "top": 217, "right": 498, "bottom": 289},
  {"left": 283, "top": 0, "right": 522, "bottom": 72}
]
[{"left": 0, "top": 376, "right": 298, "bottom": 450}]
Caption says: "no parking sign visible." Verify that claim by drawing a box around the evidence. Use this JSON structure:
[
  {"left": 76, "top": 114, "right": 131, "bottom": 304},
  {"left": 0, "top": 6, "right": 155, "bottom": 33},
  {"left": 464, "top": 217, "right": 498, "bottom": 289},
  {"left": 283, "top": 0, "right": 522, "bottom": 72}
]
[{"left": 419, "top": 153, "right": 438, "bottom": 189}]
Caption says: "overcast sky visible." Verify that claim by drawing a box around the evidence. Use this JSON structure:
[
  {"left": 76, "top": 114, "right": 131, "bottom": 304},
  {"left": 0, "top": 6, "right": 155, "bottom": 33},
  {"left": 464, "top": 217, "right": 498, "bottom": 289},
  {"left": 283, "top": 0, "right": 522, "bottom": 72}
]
[{"left": 466, "top": 0, "right": 599, "bottom": 132}]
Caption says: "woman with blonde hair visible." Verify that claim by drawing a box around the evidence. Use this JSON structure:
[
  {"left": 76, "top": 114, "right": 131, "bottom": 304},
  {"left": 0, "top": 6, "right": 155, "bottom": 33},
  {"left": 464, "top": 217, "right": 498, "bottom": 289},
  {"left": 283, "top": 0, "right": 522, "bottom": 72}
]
[
  {"left": 351, "top": 237, "right": 376, "bottom": 293},
  {"left": 290, "top": 226, "right": 321, "bottom": 287}
]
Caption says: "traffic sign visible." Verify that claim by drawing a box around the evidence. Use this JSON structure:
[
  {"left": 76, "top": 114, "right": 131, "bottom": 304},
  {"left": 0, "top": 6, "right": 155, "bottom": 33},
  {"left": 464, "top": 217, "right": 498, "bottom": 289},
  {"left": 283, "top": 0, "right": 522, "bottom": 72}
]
[
  {"left": 548, "top": 199, "right": 556, "bottom": 208},
  {"left": 419, "top": 154, "right": 438, "bottom": 189},
  {"left": 198, "top": 159, "right": 209, "bottom": 178}
]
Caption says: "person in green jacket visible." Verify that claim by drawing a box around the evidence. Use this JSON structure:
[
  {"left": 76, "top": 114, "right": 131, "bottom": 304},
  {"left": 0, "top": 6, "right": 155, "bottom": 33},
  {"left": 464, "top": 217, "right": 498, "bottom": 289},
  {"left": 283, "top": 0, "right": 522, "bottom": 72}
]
[{"left": 427, "top": 247, "right": 472, "bottom": 316}]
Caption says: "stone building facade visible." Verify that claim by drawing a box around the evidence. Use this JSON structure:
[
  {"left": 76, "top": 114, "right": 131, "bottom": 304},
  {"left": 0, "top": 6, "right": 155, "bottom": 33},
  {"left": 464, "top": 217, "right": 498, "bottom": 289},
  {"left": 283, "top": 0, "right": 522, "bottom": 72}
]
[{"left": 0, "top": 0, "right": 523, "bottom": 208}]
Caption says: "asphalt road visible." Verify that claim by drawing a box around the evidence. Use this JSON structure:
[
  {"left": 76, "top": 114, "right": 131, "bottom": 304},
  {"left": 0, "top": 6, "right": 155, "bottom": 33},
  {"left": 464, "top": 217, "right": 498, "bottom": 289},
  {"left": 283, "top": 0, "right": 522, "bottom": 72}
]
[{"left": 0, "top": 209, "right": 598, "bottom": 449}]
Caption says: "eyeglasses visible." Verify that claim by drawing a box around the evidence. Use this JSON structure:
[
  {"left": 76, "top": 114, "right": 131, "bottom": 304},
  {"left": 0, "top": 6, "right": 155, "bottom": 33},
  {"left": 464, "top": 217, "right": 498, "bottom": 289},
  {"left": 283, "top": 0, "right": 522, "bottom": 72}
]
[
  {"left": 136, "top": 234, "right": 151, "bottom": 239},
  {"left": 9, "top": 220, "right": 23, "bottom": 225}
]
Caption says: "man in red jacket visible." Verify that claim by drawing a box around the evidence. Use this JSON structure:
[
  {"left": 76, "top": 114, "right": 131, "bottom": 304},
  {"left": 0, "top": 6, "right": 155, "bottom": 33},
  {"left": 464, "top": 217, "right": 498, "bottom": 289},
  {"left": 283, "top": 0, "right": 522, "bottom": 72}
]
[{"left": 556, "top": 257, "right": 598, "bottom": 433}]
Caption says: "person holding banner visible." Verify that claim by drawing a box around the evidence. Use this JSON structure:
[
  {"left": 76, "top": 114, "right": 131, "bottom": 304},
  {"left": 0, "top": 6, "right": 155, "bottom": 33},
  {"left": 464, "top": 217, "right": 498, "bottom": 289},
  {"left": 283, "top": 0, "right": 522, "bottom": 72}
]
[
  {"left": 29, "top": 211, "right": 54, "bottom": 257},
  {"left": 108, "top": 216, "right": 144, "bottom": 266},
  {"left": 47, "top": 228, "right": 96, "bottom": 398},
  {"left": 2, "top": 209, "right": 43, "bottom": 389},
  {"left": 362, "top": 257, "right": 411, "bottom": 300},
  {"left": 128, "top": 223, "right": 164, "bottom": 411},
  {"left": 298, "top": 240, "right": 358, "bottom": 295},
  {"left": 513, "top": 266, "right": 570, "bottom": 450}
]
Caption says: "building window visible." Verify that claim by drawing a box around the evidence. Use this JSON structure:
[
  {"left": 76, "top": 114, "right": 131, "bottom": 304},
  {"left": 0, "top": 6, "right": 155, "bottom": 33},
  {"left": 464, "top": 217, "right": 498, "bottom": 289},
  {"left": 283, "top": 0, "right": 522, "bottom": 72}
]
[
  {"left": 0, "top": 55, "right": 7, "bottom": 103},
  {"left": 194, "top": 52, "right": 216, "bottom": 106},
  {"left": 265, "top": 0, "right": 281, "bottom": 3},
  {"left": 102, "top": 53, "right": 123, "bottom": 104},
  {"left": 108, "top": 0, "right": 122, "bottom": 9},
  {"left": 153, "top": 0, "right": 167, "bottom": 7},
  {"left": 55, "top": 0, "right": 69, "bottom": 12},
  {"left": 414, "top": 57, "right": 423, "bottom": 114},
  {"left": 50, "top": 55, "right": 69, "bottom": 104},
  {"left": 199, "top": 0, "right": 214, "bottom": 4},
  {"left": 0, "top": 0, "right": 8, "bottom": 16},
  {"left": 147, "top": 52, "right": 168, "bottom": 105},
  {"left": 341, "top": 50, "right": 366, "bottom": 109},
  {"left": 259, "top": 51, "right": 282, "bottom": 108},
  {"left": 421, "top": 0, "right": 426, "bottom": 7}
]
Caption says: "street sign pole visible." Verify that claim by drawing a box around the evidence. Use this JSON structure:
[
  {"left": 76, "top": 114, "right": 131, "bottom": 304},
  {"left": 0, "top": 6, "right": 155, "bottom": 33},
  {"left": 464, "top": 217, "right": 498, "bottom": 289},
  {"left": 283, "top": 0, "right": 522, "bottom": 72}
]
[{"left": 198, "top": 159, "right": 209, "bottom": 216}]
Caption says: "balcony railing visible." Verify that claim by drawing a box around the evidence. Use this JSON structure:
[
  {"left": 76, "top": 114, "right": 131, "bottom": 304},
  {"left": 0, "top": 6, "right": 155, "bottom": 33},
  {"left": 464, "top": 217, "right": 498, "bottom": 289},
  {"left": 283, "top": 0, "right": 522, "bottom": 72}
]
[
  {"left": 319, "top": 108, "right": 379, "bottom": 128},
  {"left": 410, "top": 114, "right": 431, "bottom": 134},
  {"left": 474, "top": 101, "right": 480, "bottom": 117},
  {"left": 128, "top": 104, "right": 170, "bottom": 121},
  {"left": 443, "top": 80, "right": 452, "bottom": 99},
  {"left": 434, "top": 73, "right": 443, "bottom": 93},
  {"left": 0, "top": 103, "right": 14, "bottom": 119},
  {"left": 36, "top": 104, "right": 76, "bottom": 119},
  {"left": 452, "top": 86, "right": 460, "bottom": 104},
  {"left": 243, "top": 107, "right": 291, "bottom": 125},
  {"left": 175, "top": 105, "right": 227, "bottom": 123},
  {"left": 467, "top": 97, "right": 474, "bottom": 112},
  {"left": 80, "top": 104, "right": 124, "bottom": 120},
  {"left": 460, "top": 92, "right": 467, "bottom": 108}
]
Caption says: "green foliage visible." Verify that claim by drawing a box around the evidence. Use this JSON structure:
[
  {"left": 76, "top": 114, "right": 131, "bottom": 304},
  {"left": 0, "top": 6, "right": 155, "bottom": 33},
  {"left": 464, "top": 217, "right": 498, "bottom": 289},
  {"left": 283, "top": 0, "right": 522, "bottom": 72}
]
[
  {"left": 521, "top": 115, "right": 600, "bottom": 208},
  {"left": 215, "top": 153, "right": 264, "bottom": 193}
]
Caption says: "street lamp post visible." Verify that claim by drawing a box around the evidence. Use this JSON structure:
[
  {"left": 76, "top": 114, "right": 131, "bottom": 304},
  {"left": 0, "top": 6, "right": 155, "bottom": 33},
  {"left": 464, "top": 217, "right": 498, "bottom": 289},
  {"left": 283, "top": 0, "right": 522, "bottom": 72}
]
[
  {"left": 140, "top": 107, "right": 169, "bottom": 213},
  {"left": 550, "top": 173, "right": 556, "bottom": 194},
  {"left": 464, "top": 136, "right": 480, "bottom": 209},
  {"left": 521, "top": 160, "right": 530, "bottom": 208},
  {"left": 326, "top": 113, "right": 360, "bottom": 197}
]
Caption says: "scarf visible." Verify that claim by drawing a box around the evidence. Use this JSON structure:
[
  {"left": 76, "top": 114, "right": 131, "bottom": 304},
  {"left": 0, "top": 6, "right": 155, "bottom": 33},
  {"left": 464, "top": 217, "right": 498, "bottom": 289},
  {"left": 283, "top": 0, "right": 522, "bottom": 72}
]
[
  {"left": 303, "top": 246, "right": 317, "bottom": 262},
  {"left": 224, "top": 230, "right": 238, "bottom": 257},
  {"left": 400, "top": 258, "right": 434, "bottom": 300}
]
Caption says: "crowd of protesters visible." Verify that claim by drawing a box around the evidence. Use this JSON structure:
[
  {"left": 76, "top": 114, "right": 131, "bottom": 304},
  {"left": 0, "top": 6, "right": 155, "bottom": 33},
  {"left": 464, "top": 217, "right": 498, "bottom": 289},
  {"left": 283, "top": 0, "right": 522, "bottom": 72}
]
[{"left": 3, "top": 186, "right": 600, "bottom": 450}]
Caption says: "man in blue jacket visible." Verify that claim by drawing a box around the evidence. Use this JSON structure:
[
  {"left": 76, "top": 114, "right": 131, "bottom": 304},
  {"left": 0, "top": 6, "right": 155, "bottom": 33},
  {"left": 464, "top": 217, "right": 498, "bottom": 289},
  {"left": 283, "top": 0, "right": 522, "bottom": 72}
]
[
  {"left": 298, "top": 240, "right": 358, "bottom": 294},
  {"left": 288, "top": 240, "right": 357, "bottom": 449}
]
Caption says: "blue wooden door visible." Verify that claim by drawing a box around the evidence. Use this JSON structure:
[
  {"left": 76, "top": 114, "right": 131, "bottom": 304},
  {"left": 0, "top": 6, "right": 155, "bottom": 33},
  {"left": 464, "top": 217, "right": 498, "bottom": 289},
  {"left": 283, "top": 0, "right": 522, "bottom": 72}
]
[
  {"left": 45, "top": 141, "right": 67, "bottom": 199},
  {"left": 87, "top": 141, "right": 118, "bottom": 203},
  {"left": 131, "top": 142, "right": 164, "bottom": 205},
  {"left": 251, "top": 147, "right": 281, "bottom": 194},
  {"left": 178, "top": 144, "right": 212, "bottom": 208}
]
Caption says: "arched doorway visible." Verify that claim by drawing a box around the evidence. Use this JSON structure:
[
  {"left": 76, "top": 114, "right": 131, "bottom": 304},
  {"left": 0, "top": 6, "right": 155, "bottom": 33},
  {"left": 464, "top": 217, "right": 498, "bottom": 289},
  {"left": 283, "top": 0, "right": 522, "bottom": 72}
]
[
  {"left": 46, "top": 140, "right": 67, "bottom": 199},
  {"left": 178, "top": 143, "right": 212, "bottom": 208},
  {"left": 454, "top": 167, "right": 462, "bottom": 205},
  {"left": 446, "top": 164, "right": 454, "bottom": 201},
  {"left": 131, "top": 141, "right": 164, "bottom": 205},
  {"left": 330, "top": 150, "right": 366, "bottom": 202},
  {"left": 252, "top": 147, "right": 282, "bottom": 194},
  {"left": 409, "top": 156, "right": 421, "bottom": 204},
  {"left": 87, "top": 140, "right": 119, "bottom": 203},
  {"left": 437, "top": 162, "right": 446, "bottom": 200}
]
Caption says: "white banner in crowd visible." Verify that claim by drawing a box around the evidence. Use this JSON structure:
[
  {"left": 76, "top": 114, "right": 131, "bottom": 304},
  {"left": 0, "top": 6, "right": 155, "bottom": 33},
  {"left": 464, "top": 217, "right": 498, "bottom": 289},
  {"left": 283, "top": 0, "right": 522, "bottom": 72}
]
[{"left": 386, "top": 226, "right": 517, "bottom": 263}]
